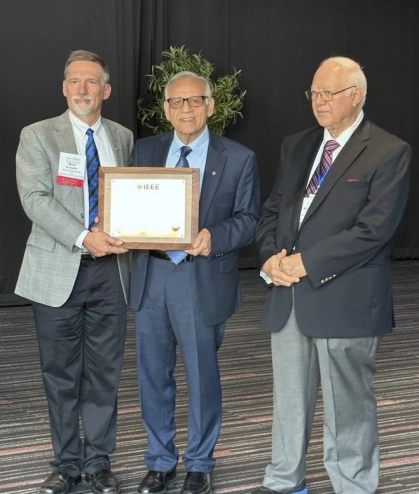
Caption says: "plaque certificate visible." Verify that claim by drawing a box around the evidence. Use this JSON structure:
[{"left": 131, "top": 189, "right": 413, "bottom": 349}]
[{"left": 99, "top": 167, "right": 199, "bottom": 249}]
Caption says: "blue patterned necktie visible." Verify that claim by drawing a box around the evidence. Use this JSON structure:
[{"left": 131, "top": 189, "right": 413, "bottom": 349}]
[
  {"left": 86, "top": 128, "right": 100, "bottom": 229},
  {"left": 175, "top": 146, "right": 192, "bottom": 168},
  {"left": 305, "top": 139, "right": 340, "bottom": 197},
  {"left": 167, "top": 146, "right": 193, "bottom": 263}
]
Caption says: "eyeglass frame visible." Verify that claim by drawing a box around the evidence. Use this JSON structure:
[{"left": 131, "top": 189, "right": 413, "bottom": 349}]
[
  {"left": 305, "top": 85, "right": 357, "bottom": 102},
  {"left": 166, "top": 95, "right": 209, "bottom": 109}
]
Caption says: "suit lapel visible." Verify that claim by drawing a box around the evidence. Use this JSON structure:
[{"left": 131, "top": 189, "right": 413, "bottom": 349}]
[
  {"left": 54, "top": 112, "right": 83, "bottom": 203},
  {"left": 55, "top": 111, "right": 79, "bottom": 154},
  {"left": 199, "top": 133, "right": 226, "bottom": 227},
  {"left": 291, "top": 131, "right": 323, "bottom": 232},
  {"left": 152, "top": 134, "right": 172, "bottom": 165},
  {"left": 102, "top": 119, "right": 129, "bottom": 166},
  {"left": 301, "top": 119, "right": 370, "bottom": 227}
]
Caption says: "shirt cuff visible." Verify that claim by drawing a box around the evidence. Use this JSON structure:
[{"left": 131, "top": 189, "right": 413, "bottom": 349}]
[
  {"left": 76, "top": 230, "right": 90, "bottom": 249},
  {"left": 260, "top": 270, "right": 273, "bottom": 285}
]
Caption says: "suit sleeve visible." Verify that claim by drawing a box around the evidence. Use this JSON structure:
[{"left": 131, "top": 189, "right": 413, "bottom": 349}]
[
  {"left": 302, "top": 141, "right": 411, "bottom": 288},
  {"left": 256, "top": 136, "right": 300, "bottom": 269},
  {"left": 208, "top": 150, "right": 261, "bottom": 255},
  {"left": 256, "top": 154, "right": 284, "bottom": 268}
]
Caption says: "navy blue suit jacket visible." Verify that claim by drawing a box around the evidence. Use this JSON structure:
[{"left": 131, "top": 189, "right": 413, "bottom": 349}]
[
  {"left": 130, "top": 130, "right": 260, "bottom": 326},
  {"left": 256, "top": 117, "right": 411, "bottom": 338}
]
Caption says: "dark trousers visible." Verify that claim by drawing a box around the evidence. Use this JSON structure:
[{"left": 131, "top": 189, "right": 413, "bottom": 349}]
[{"left": 32, "top": 255, "right": 127, "bottom": 476}]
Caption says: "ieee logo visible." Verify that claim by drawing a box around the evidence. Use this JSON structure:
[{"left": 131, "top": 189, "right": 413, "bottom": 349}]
[{"left": 137, "top": 183, "right": 160, "bottom": 190}]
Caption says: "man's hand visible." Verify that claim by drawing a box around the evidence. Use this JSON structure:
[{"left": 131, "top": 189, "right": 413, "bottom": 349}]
[
  {"left": 280, "top": 253, "right": 307, "bottom": 279},
  {"left": 185, "top": 228, "right": 211, "bottom": 257},
  {"left": 83, "top": 231, "right": 128, "bottom": 257},
  {"left": 261, "top": 249, "right": 301, "bottom": 287}
]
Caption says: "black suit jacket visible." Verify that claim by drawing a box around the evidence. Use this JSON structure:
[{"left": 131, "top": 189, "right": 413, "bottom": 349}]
[
  {"left": 130, "top": 130, "right": 260, "bottom": 326},
  {"left": 256, "top": 117, "right": 411, "bottom": 337}
]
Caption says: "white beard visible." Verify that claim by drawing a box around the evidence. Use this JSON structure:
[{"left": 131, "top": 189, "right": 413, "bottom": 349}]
[{"left": 71, "top": 96, "right": 94, "bottom": 116}]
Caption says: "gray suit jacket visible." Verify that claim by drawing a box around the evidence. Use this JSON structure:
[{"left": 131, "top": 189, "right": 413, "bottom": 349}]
[
  {"left": 130, "top": 131, "right": 261, "bottom": 326},
  {"left": 15, "top": 110, "right": 134, "bottom": 307},
  {"left": 256, "top": 117, "right": 411, "bottom": 338}
]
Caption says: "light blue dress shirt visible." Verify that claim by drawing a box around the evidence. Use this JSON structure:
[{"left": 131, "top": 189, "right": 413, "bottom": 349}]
[{"left": 166, "top": 127, "right": 210, "bottom": 190}]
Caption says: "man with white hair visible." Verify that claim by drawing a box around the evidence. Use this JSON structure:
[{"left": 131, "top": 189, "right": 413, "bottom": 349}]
[
  {"left": 253, "top": 56, "right": 411, "bottom": 494},
  {"left": 131, "top": 71, "right": 260, "bottom": 494}
]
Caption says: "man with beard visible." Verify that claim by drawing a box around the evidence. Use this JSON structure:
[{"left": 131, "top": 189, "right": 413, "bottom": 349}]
[{"left": 15, "top": 50, "right": 133, "bottom": 494}]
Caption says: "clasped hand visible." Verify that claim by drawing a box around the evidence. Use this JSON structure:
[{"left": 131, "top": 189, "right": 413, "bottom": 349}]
[{"left": 262, "top": 249, "right": 307, "bottom": 287}]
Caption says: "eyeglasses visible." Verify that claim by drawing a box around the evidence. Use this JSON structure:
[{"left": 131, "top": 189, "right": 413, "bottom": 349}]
[
  {"left": 305, "top": 85, "right": 356, "bottom": 101},
  {"left": 166, "top": 96, "right": 208, "bottom": 109}
]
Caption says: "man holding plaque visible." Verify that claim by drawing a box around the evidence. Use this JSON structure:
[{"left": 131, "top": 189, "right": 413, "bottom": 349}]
[
  {"left": 15, "top": 50, "right": 133, "bottom": 494},
  {"left": 131, "top": 71, "right": 260, "bottom": 494}
]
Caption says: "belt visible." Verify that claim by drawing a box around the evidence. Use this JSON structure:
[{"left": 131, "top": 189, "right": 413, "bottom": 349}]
[
  {"left": 148, "top": 250, "right": 193, "bottom": 263},
  {"left": 80, "top": 253, "right": 115, "bottom": 263}
]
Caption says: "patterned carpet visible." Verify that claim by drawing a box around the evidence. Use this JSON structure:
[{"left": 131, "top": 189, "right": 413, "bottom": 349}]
[{"left": 0, "top": 262, "right": 418, "bottom": 494}]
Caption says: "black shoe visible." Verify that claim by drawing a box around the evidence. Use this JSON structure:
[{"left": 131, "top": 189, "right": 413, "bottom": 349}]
[
  {"left": 181, "top": 472, "right": 212, "bottom": 494},
  {"left": 137, "top": 469, "right": 177, "bottom": 493},
  {"left": 40, "top": 472, "right": 82, "bottom": 494},
  {"left": 251, "top": 488, "right": 280, "bottom": 494},
  {"left": 86, "top": 468, "right": 120, "bottom": 494}
]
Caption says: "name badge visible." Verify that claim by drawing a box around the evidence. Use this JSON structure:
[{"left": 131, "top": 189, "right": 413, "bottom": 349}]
[
  {"left": 299, "top": 194, "right": 315, "bottom": 228},
  {"left": 57, "top": 152, "right": 86, "bottom": 187}
]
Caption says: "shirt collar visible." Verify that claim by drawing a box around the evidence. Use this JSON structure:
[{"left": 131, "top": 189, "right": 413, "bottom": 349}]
[
  {"left": 68, "top": 110, "right": 103, "bottom": 140},
  {"left": 171, "top": 126, "right": 210, "bottom": 158}
]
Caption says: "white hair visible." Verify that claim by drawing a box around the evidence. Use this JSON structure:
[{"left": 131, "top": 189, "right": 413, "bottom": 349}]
[
  {"left": 320, "top": 56, "right": 367, "bottom": 107},
  {"left": 164, "top": 71, "right": 212, "bottom": 100}
]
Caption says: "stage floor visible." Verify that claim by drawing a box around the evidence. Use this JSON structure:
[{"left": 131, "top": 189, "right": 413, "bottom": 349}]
[{"left": 1, "top": 262, "right": 418, "bottom": 493}]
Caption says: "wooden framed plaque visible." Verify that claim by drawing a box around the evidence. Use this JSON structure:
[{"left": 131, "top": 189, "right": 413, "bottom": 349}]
[{"left": 99, "top": 167, "right": 200, "bottom": 249}]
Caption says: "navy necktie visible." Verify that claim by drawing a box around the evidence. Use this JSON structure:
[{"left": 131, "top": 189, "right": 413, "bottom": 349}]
[
  {"left": 166, "top": 146, "right": 193, "bottom": 264},
  {"left": 305, "top": 139, "right": 340, "bottom": 197},
  {"left": 175, "top": 146, "right": 192, "bottom": 168},
  {"left": 86, "top": 128, "right": 100, "bottom": 229}
]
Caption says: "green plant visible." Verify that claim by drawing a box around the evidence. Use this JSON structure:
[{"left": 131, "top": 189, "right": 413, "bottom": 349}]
[{"left": 137, "top": 45, "right": 246, "bottom": 136}]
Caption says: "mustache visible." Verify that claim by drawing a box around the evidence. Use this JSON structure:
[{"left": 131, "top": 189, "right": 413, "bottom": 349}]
[{"left": 73, "top": 95, "right": 93, "bottom": 102}]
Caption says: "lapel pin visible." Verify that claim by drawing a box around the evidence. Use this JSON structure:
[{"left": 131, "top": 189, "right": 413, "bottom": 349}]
[{"left": 212, "top": 171, "right": 217, "bottom": 176}]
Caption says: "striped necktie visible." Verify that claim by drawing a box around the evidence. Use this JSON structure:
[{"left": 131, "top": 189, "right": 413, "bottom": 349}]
[
  {"left": 86, "top": 128, "right": 100, "bottom": 229},
  {"left": 305, "top": 139, "right": 340, "bottom": 196}
]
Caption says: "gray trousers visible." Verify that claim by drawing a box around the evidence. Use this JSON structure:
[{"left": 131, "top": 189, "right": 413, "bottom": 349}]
[{"left": 263, "top": 307, "right": 380, "bottom": 494}]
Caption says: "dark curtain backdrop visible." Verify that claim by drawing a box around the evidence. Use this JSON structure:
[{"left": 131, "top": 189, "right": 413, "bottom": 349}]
[{"left": 1, "top": 0, "right": 418, "bottom": 304}]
